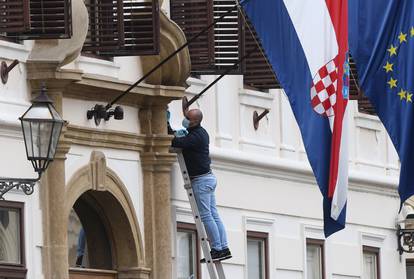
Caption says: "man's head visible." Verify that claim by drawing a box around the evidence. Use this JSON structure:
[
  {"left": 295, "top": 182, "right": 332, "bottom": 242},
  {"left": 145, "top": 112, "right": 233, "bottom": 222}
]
[{"left": 185, "top": 109, "right": 203, "bottom": 128}]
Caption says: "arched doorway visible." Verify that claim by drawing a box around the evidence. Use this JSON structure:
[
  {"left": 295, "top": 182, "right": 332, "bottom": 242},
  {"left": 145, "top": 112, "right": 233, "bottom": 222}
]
[{"left": 66, "top": 151, "right": 150, "bottom": 279}]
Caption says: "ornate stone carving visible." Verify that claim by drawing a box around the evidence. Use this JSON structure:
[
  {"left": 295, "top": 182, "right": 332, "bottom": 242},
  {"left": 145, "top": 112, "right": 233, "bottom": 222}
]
[
  {"left": 89, "top": 151, "right": 107, "bottom": 191},
  {"left": 28, "top": 0, "right": 89, "bottom": 67},
  {"left": 141, "top": 12, "right": 191, "bottom": 87}
]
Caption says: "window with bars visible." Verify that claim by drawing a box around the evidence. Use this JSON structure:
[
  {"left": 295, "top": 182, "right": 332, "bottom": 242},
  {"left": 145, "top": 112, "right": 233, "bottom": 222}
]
[
  {"left": 176, "top": 222, "right": 201, "bottom": 279},
  {"left": 306, "top": 239, "right": 325, "bottom": 279},
  {"left": 247, "top": 231, "right": 268, "bottom": 279},
  {"left": 363, "top": 246, "right": 380, "bottom": 279},
  {"left": 0, "top": 201, "right": 26, "bottom": 279},
  {"left": 0, "top": 0, "right": 72, "bottom": 39},
  {"left": 82, "top": 0, "right": 160, "bottom": 57}
]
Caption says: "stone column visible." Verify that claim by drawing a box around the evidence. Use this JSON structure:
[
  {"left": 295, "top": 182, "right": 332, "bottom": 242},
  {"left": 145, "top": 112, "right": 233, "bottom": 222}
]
[
  {"left": 41, "top": 117, "right": 71, "bottom": 279},
  {"left": 28, "top": 64, "right": 81, "bottom": 279},
  {"left": 140, "top": 104, "right": 176, "bottom": 279}
]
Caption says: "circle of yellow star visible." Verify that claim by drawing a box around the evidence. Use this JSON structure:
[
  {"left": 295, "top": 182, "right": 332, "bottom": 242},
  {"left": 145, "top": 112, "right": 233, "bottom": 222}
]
[
  {"left": 398, "top": 88, "right": 407, "bottom": 100},
  {"left": 399, "top": 32, "right": 408, "bottom": 43},
  {"left": 383, "top": 61, "right": 394, "bottom": 73},
  {"left": 411, "top": 27, "right": 414, "bottom": 37},
  {"left": 407, "top": 92, "right": 413, "bottom": 103},
  {"left": 388, "top": 77, "right": 398, "bottom": 88},
  {"left": 387, "top": 44, "right": 398, "bottom": 56}
]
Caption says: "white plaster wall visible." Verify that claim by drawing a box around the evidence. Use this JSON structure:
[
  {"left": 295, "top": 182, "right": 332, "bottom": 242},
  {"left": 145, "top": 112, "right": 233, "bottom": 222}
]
[{"left": 169, "top": 73, "right": 406, "bottom": 279}]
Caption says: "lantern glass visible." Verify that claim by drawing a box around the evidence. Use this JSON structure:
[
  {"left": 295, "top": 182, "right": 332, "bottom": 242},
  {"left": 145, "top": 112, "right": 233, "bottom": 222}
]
[{"left": 20, "top": 92, "right": 64, "bottom": 174}]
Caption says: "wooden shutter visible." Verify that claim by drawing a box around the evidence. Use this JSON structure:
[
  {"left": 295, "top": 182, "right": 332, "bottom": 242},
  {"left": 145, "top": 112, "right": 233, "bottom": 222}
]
[
  {"left": 0, "top": 0, "right": 30, "bottom": 33},
  {"left": 83, "top": 0, "right": 125, "bottom": 53},
  {"left": 171, "top": 0, "right": 244, "bottom": 74},
  {"left": 212, "top": 0, "right": 244, "bottom": 74},
  {"left": 171, "top": 0, "right": 214, "bottom": 72},
  {"left": 83, "top": 0, "right": 160, "bottom": 57},
  {"left": 243, "top": 16, "right": 280, "bottom": 89},
  {"left": 349, "top": 55, "right": 376, "bottom": 115},
  {"left": 118, "top": 0, "right": 160, "bottom": 55},
  {"left": 1, "top": 0, "right": 72, "bottom": 39}
]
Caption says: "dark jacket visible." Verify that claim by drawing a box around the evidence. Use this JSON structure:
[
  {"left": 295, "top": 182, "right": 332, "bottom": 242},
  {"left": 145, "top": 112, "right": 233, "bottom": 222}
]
[{"left": 171, "top": 125, "right": 211, "bottom": 177}]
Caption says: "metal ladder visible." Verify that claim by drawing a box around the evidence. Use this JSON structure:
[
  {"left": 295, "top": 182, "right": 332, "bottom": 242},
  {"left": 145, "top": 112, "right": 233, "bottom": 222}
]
[{"left": 172, "top": 148, "right": 226, "bottom": 279}]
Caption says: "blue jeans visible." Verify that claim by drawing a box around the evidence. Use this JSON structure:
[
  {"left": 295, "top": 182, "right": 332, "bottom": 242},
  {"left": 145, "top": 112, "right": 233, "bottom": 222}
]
[{"left": 191, "top": 173, "right": 228, "bottom": 251}]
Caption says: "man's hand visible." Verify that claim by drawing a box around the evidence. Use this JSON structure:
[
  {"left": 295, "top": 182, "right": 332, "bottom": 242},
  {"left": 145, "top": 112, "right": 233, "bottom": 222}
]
[{"left": 174, "top": 129, "right": 188, "bottom": 138}]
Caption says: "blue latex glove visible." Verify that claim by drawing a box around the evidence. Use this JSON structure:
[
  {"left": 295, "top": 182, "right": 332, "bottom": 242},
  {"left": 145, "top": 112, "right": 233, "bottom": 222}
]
[
  {"left": 174, "top": 129, "right": 188, "bottom": 138},
  {"left": 167, "top": 110, "right": 171, "bottom": 121}
]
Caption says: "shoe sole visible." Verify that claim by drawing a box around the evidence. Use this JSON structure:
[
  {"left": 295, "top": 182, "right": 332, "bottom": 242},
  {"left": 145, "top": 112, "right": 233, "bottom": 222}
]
[
  {"left": 200, "top": 255, "right": 232, "bottom": 264},
  {"left": 218, "top": 255, "right": 232, "bottom": 261}
]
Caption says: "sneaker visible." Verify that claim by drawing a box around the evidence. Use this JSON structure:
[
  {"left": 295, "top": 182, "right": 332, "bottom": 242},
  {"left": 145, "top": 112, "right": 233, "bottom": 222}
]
[
  {"left": 200, "top": 248, "right": 223, "bottom": 263},
  {"left": 219, "top": 248, "right": 232, "bottom": 261},
  {"left": 75, "top": 255, "right": 83, "bottom": 267}
]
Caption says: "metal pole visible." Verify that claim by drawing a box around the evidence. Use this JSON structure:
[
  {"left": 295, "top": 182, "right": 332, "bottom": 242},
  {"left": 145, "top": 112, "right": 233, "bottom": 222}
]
[
  {"left": 185, "top": 46, "right": 258, "bottom": 109},
  {"left": 105, "top": 2, "right": 243, "bottom": 111}
]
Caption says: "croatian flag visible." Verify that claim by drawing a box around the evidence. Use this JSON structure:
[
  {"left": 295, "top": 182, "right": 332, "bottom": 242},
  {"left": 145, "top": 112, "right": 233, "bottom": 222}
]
[{"left": 241, "top": 0, "right": 349, "bottom": 237}]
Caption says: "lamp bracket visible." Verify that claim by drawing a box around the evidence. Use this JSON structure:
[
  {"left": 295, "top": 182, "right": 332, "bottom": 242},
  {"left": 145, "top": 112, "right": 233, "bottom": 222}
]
[
  {"left": 397, "top": 225, "right": 414, "bottom": 255},
  {"left": 1, "top": 59, "right": 19, "bottom": 84},
  {"left": 87, "top": 104, "right": 124, "bottom": 126},
  {"left": 0, "top": 174, "right": 41, "bottom": 200}
]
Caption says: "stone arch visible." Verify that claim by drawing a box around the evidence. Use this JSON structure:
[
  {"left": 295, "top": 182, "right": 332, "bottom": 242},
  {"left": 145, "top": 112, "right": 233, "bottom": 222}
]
[{"left": 65, "top": 151, "right": 149, "bottom": 277}]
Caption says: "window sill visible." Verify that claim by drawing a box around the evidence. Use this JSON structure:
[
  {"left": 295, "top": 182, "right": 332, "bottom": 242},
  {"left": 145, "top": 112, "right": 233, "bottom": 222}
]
[
  {"left": 239, "top": 88, "right": 274, "bottom": 110},
  {"left": 0, "top": 264, "right": 27, "bottom": 278}
]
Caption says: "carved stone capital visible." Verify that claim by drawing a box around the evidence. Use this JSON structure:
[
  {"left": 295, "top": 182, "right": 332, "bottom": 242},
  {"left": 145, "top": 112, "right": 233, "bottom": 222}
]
[{"left": 141, "top": 152, "right": 177, "bottom": 172}]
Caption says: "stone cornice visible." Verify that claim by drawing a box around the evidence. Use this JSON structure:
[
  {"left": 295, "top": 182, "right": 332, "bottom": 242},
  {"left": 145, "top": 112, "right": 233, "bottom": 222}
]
[
  {"left": 66, "top": 124, "right": 146, "bottom": 152},
  {"left": 210, "top": 147, "right": 399, "bottom": 198},
  {"left": 66, "top": 125, "right": 175, "bottom": 156},
  {"left": 64, "top": 73, "right": 186, "bottom": 107}
]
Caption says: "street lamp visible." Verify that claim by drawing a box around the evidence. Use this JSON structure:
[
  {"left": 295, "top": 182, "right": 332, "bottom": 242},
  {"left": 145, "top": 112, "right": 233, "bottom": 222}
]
[
  {"left": 0, "top": 85, "right": 64, "bottom": 200},
  {"left": 397, "top": 212, "right": 414, "bottom": 255}
]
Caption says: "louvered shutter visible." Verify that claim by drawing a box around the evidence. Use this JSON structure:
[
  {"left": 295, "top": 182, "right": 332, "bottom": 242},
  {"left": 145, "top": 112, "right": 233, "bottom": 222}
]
[
  {"left": 171, "top": 0, "right": 243, "bottom": 74},
  {"left": 349, "top": 56, "right": 360, "bottom": 100},
  {"left": 118, "top": 0, "right": 160, "bottom": 55},
  {"left": 83, "top": 0, "right": 124, "bottom": 53},
  {"left": 0, "top": 0, "right": 30, "bottom": 33},
  {"left": 212, "top": 0, "right": 244, "bottom": 74},
  {"left": 171, "top": 0, "right": 214, "bottom": 72},
  {"left": 243, "top": 16, "right": 280, "bottom": 89},
  {"left": 83, "top": 0, "right": 160, "bottom": 56},
  {"left": 0, "top": 0, "right": 72, "bottom": 39},
  {"left": 349, "top": 56, "right": 376, "bottom": 115}
]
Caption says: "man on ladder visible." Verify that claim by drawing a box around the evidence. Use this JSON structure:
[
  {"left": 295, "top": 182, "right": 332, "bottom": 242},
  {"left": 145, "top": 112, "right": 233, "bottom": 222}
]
[{"left": 171, "top": 108, "right": 232, "bottom": 262}]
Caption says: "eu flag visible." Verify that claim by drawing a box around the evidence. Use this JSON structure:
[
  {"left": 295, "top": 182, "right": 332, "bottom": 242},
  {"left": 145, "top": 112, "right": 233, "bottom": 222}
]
[{"left": 349, "top": 0, "right": 414, "bottom": 205}]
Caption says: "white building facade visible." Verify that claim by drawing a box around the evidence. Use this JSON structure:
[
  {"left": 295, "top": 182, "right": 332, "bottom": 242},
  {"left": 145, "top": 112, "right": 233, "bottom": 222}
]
[
  {"left": 169, "top": 74, "right": 410, "bottom": 279},
  {"left": 0, "top": 0, "right": 412, "bottom": 279}
]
